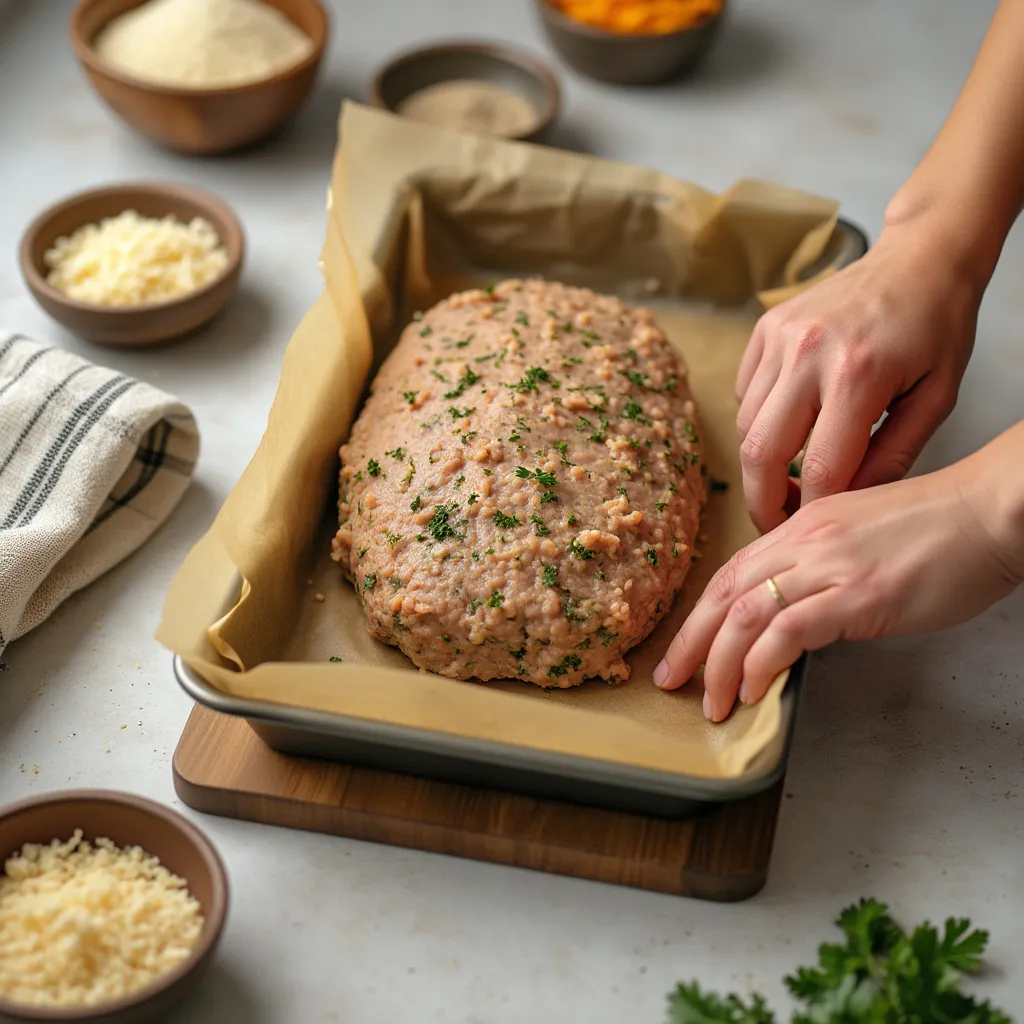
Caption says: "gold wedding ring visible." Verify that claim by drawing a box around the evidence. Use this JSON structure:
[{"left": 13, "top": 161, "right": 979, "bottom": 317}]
[{"left": 765, "top": 576, "right": 788, "bottom": 610}]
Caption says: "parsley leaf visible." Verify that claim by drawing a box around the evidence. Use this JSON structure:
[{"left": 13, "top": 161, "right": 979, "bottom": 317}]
[
  {"left": 515, "top": 466, "right": 558, "bottom": 487},
  {"left": 427, "top": 501, "right": 462, "bottom": 543},
  {"left": 542, "top": 564, "right": 558, "bottom": 586},
  {"left": 570, "top": 538, "right": 596, "bottom": 561},
  {"left": 667, "top": 984, "right": 774, "bottom": 1024},
  {"left": 492, "top": 510, "right": 521, "bottom": 529},
  {"left": 486, "top": 589, "right": 505, "bottom": 608},
  {"left": 506, "top": 366, "right": 558, "bottom": 394},
  {"left": 589, "top": 416, "right": 611, "bottom": 443},
  {"left": 548, "top": 653, "right": 582, "bottom": 678},
  {"left": 443, "top": 368, "right": 481, "bottom": 399},
  {"left": 623, "top": 401, "right": 650, "bottom": 425}
]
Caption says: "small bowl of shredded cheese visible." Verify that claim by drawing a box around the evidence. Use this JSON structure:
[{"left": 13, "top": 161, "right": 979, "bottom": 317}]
[
  {"left": 0, "top": 789, "right": 228, "bottom": 1024},
  {"left": 536, "top": 0, "right": 727, "bottom": 85},
  {"left": 69, "top": 0, "right": 328, "bottom": 155},
  {"left": 19, "top": 181, "right": 244, "bottom": 348}
]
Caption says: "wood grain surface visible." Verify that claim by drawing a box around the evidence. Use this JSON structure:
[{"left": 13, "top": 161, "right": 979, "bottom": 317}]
[{"left": 173, "top": 704, "right": 785, "bottom": 901}]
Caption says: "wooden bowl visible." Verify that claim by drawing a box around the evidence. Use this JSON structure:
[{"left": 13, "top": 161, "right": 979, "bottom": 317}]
[
  {"left": 0, "top": 790, "right": 228, "bottom": 1024},
  {"left": 19, "top": 181, "right": 244, "bottom": 348},
  {"left": 536, "top": 0, "right": 726, "bottom": 85},
  {"left": 369, "top": 41, "right": 561, "bottom": 142},
  {"left": 69, "top": 0, "right": 328, "bottom": 155}
]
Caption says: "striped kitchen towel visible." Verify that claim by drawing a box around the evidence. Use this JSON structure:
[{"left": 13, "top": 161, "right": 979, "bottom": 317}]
[{"left": 0, "top": 333, "right": 199, "bottom": 656}]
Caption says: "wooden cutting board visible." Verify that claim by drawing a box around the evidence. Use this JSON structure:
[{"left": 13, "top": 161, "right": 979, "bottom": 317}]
[{"left": 173, "top": 704, "right": 785, "bottom": 901}]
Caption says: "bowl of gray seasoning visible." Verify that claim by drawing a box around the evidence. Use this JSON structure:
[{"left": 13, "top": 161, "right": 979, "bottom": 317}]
[{"left": 369, "top": 42, "right": 561, "bottom": 142}]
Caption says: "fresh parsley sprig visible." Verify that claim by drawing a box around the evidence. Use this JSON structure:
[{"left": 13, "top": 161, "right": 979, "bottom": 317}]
[{"left": 667, "top": 900, "right": 1010, "bottom": 1024}]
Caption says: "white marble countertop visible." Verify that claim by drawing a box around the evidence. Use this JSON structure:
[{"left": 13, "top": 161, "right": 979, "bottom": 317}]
[{"left": 2, "top": 1, "right": 1022, "bottom": 1020}]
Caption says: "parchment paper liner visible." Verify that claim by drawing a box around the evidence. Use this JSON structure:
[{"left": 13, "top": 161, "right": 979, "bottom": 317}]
[{"left": 158, "top": 103, "right": 841, "bottom": 781}]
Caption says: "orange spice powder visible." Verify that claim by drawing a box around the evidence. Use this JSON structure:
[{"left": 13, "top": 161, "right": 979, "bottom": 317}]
[{"left": 549, "top": 0, "right": 722, "bottom": 35}]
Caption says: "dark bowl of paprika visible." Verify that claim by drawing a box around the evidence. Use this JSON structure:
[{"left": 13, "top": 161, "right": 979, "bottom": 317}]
[{"left": 535, "top": 0, "right": 726, "bottom": 85}]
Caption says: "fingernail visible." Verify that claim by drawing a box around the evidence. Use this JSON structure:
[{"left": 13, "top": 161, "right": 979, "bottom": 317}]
[
  {"left": 653, "top": 659, "right": 670, "bottom": 687},
  {"left": 738, "top": 681, "right": 750, "bottom": 704},
  {"left": 703, "top": 691, "right": 715, "bottom": 721}
]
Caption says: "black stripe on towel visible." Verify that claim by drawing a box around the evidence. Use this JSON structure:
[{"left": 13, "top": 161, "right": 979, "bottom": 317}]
[
  {"left": 0, "top": 345, "right": 50, "bottom": 402},
  {"left": 16, "top": 380, "right": 139, "bottom": 529},
  {"left": 1, "top": 375, "right": 127, "bottom": 527},
  {"left": 88, "top": 420, "right": 171, "bottom": 532}
]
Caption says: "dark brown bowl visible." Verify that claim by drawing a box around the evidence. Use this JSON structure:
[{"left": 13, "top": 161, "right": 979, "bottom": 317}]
[
  {"left": 69, "top": 0, "right": 327, "bottom": 155},
  {"left": 19, "top": 181, "right": 244, "bottom": 348},
  {"left": 536, "top": 0, "right": 726, "bottom": 85},
  {"left": 0, "top": 790, "right": 228, "bottom": 1024},
  {"left": 369, "top": 41, "right": 561, "bottom": 142}
]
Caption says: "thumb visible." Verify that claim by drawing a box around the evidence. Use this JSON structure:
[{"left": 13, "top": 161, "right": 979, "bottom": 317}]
[{"left": 849, "top": 379, "right": 955, "bottom": 490}]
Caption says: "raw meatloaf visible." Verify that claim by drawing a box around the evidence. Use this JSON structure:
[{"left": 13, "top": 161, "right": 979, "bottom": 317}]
[{"left": 331, "top": 279, "right": 707, "bottom": 687}]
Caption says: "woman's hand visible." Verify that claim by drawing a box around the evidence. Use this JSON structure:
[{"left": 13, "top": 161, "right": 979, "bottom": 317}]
[
  {"left": 736, "top": 226, "right": 981, "bottom": 534},
  {"left": 653, "top": 428, "right": 1024, "bottom": 721}
]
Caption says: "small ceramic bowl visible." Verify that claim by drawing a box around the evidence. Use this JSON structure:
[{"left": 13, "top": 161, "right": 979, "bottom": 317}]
[
  {"left": 19, "top": 181, "right": 244, "bottom": 348},
  {"left": 69, "top": 0, "right": 328, "bottom": 155},
  {"left": 536, "top": 0, "right": 726, "bottom": 85},
  {"left": 369, "top": 41, "right": 561, "bottom": 142},
  {"left": 0, "top": 789, "right": 229, "bottom": 1024}
]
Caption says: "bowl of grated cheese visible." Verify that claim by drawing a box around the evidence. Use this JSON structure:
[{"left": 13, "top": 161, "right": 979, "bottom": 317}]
[
  {"left": 19, "top": 181, "right": 244, "bottom": 348},
  {"left": 69, "top": 0, "right": 328, "bottom": 155},
  {"left": 0, "top": 789, "right": 228, "bottom": 1023}
]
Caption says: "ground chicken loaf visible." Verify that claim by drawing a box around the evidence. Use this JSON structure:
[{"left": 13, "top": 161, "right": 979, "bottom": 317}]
[{"left": 331, "top": 279, "right": 707, "bottom": 687}]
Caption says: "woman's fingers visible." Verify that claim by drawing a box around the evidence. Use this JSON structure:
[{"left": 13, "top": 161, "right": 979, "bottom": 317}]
[
  {"left": 740, "top": 379, "right": 819, "bottom": 534},
  {"left": 735, "top": 317, "right": 767, "bottom": 400},
  {"left": 849, "top": 378, "right": 956, "bottom": 491},
  {"left": 735, "top": 343, "right": 783, "bottom": 440},
  {"left": 654, "top": 530, "right": 792, "bottom": 691},
  {"left": 799, "top": 389, "right": 886, "bottom": 508},
  {"left": 737, "top": 588, "right": 845, "bottom": 705},
  {"left": 701, "top": 567, "right": 806, "bottom": 721}
]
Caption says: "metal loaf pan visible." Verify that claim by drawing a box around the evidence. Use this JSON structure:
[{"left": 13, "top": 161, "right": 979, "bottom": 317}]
[
  {"left": 175, "top": 652, "right": 808, "bottom": 818},
  {"left": 175, "top": 217, "right": 868, "bottom": 820}
]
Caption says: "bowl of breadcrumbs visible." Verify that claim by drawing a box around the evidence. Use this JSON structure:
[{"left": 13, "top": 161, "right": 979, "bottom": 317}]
[
  {"left": 0, "top": 790, "right": 228, "bottom": 1024},
  {"left": 69, "top": 0, "right": 328, "bottom": 154}
]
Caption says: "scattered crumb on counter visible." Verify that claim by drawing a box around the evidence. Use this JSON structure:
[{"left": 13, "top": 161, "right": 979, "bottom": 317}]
[{"left": 313, "top": 592, "right": 325, "bottom": 603}]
